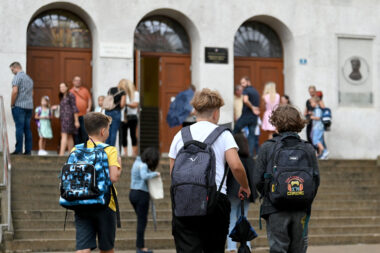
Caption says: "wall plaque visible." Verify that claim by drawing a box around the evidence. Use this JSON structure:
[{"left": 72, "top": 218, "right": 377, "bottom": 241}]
[
  {"left": 205, "top": 47, "right": 228, "bottom": 64},
  {"left": 338, "top": 37, "right": 373, "bottom": 106},
  {"left": 100, "top": 42, "right": 132, "bottom": 59}
]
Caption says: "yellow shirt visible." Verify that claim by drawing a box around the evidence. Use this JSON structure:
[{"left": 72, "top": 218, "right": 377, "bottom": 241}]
[{"left": 71, "top": 140, "right": 120, "bottom": 212}]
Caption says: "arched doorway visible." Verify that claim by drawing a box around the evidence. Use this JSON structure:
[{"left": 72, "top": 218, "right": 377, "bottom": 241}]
[
  {"left": 134, "top": 15, "right": 191, "bottom": 153},
  {"left": 27, "top": 9, "right": 92, "bottom": 151},
  {"left": 234, "top": 21, "right": 284, "bottom": 143}
]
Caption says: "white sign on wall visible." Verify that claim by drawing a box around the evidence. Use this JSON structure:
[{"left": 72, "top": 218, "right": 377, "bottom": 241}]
[{"left": 99, "top": 42, "right": 133, "bottom": 59}]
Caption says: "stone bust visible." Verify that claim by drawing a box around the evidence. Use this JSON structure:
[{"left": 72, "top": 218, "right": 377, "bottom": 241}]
[{"left": 349, "top": 58, "right": 362, "bottom": 81}]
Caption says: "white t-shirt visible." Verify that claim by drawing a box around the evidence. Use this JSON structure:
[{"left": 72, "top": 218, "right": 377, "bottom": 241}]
[
  {"left": 126, "top": 91, "right": 140, "bottom": 115},
  {"left": 168, "top": 121, "right": 238, "bottom": 194}
]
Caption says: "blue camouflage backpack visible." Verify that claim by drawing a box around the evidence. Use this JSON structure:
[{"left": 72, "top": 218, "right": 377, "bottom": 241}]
[
  {"left": 171, "top": 126, "right": 230, "bottom": 217},
  {"left": 59, "top": 139, "right": 120, "bottom": 226}
]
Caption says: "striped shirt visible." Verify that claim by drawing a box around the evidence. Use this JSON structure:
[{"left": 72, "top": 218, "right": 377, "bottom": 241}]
[{"left": 12, "top": 71, "right": 34, "bottom": 109}]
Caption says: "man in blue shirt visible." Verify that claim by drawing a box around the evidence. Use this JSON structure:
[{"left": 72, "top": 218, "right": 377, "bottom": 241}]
[
  {"left": 10, "top": 62, "right": 34, "bottom": 155},
  {"left": 233, "top": 76, "right": 260, "bottom": 156}
]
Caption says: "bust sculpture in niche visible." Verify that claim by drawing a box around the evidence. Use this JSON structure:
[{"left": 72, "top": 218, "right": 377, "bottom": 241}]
[{"left": 349, "top": 58, "right": 362, "bottom": 81}]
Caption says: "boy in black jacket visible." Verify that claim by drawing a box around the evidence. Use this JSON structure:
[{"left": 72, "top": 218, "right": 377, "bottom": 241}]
[{"left": 254, "top": 105, "right": 320, "bottom": 253}]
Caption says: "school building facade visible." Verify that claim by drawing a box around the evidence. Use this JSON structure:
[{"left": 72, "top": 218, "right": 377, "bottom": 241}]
[{"left": 0, "top": 0, "right": 379, "bottom": 159}]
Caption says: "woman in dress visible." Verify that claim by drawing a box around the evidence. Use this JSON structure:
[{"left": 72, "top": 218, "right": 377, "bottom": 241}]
[
  {"left": 120, "top": 79, "right": 139, "bottom": 156},
  {"left": 261, "top": 82, "right": 280, "bottom": 139},
  {"left": 55, "top": 83, "right": 79, "bottom": 155},
  {"left": 105, "top": 80, "right": 126, "bottom": 146}
]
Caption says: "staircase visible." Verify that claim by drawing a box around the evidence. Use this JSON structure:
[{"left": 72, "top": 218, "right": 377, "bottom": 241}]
[{"left": 4, "top": 157, "right": 380, "bottom": 252}]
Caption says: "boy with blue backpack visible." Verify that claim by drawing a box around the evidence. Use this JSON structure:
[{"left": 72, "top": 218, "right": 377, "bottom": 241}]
[{"left": 59, "top": 112, "right": 122, "bottom": 253}]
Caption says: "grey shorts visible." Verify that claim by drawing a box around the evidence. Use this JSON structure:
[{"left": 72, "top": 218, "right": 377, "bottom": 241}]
[{"left": 74, "top": 208, "right": 116, "bottom": 251}]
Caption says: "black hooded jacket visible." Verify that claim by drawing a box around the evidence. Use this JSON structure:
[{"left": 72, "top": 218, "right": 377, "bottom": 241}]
[{"left": 253, "top": 132, "right": 320, "bottom": 218}]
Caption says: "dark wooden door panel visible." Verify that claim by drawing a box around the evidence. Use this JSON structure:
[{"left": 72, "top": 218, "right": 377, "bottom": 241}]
[
  {"left": 234, "top": 57, "right": 284, "bottom": 143},
  {"left": 159, "top": 56, "right": 191, "bottom": 153}
]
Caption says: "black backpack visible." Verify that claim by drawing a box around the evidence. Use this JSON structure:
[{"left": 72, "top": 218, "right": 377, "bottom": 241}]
[
  {"left": 171, "top": 126, "right": 230, "bottom": 217},
  {"left": 264, "top": 135, "right": 318, "bottom": 210}
]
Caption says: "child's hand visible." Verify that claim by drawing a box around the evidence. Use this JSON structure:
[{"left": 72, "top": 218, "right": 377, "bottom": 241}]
[
  {"left": 156, "top": 172, "right": 161, "bottom": 177},
  {"left": 51, "top": 105, "right": 58, "bottom": 110}
]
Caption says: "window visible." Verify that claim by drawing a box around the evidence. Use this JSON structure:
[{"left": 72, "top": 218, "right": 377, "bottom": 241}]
[
  {"left": 27, "top": 10, "right": 91, "bottom": 48},
  {"left": 135, "top": 16, "right": 190, "bottom": 54},
  {"left": 234, "top": 21, "right": 282, "bottom": 58}
]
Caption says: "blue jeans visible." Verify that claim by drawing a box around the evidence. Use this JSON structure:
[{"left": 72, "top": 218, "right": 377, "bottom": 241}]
[
  {"left": 11, "top": 106, "right": 33, "bottom": 154},
  {"left": 253, "top": 135, "right": 260, "bottom": 156},
  {"left": 227, "top": 196, "right": 251, "bottom": 251},
  {"left": 233, "top": 116, "right": 257, "bottom": 157},
  {"left": 105, "top": 110, "right": 121, "bottom": 146}
]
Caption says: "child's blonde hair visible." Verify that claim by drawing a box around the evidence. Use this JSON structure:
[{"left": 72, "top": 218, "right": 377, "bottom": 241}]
[
  {"left": 41, "top": 96, "right": 51, "bottom": 108},
  {"left": 191, "top": 88, "right": 224, "bottom": 117},
  {"left": 263, "top": 82, "right": 277, "bottom": 102}
]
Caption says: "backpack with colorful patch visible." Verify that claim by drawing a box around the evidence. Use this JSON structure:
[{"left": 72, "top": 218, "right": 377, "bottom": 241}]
[{"left": 264, "top": 135, "right": 318, "bottom": 210}]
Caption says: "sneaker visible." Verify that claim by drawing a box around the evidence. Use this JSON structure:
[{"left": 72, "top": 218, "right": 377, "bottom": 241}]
[
  {"left": 136, "top": 249, "right": 153, "bottom": 253},
  {"left": 320, "top": 150, "right": 329, "bottom": 160},
  {"left": 11, "top": 151, "right": 22, "bottom": 155}
]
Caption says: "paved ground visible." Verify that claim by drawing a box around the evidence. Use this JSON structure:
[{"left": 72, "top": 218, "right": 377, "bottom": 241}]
[{"left": 114, "top": 244, "right": 380, "bottom": 253}]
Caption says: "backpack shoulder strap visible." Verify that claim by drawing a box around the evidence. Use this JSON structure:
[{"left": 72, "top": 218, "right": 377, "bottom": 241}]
[
  {"left": 181, "top": 126, "right": 193, "bottom": 143},
  {"left": 204, "top": 126, "right": 230, "bottom": 146},
  {"left": 37, "top": 106, "right": 42, "bottom": 116}
]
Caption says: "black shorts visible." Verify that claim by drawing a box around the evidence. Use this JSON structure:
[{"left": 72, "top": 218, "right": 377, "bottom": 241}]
[{"left": 74, "top": 207, "right": 116, "bottom": 251}]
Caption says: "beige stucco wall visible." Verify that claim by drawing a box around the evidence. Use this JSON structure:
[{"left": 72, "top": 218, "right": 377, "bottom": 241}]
[{"left": 0, "top": 0, "right": 379, "bottom": 158}]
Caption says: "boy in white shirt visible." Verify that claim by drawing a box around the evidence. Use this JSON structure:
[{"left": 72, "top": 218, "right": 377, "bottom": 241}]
[{"left": 169, "top": 88, "right": 250, "bottom": 253}]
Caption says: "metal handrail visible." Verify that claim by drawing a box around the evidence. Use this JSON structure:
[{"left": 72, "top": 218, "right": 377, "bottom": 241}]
[{"left": 0, "top": 96, "right": 13, "bottom": 240}]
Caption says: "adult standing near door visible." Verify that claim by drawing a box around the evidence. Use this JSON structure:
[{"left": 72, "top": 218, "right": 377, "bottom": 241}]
[
  {"left": 304, "top": 85, "right": 316, "bottom": 143},
  {"left": 261, "top": 82, "right": 280, "bottom": 140},
  {"left": 233, "top": 76, "right": 260, "bottom": 157},
  {"left": 9, "top": 62, "right": 34, "bottom": 155},
  {"left": 105, "top": 80, "right": 126, "bottom": 146},
  {"left": 70, "top": 76, "right": 92, "bottom": 144},
  {"left": 120, "top": 79, "right": 139, "bottom": 156}
]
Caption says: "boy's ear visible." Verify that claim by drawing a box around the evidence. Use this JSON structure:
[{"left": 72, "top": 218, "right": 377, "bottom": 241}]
[{"left": 100, "top": 127, "right": 106, "bottom": 136}]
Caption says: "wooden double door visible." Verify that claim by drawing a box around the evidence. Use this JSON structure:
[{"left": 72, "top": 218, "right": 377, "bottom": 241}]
[
  {"left": 27, "top": 47, "right": 92, "bottom": 151},
  {"left": 234, "top": 57, "right": 284, "bottom": 142}
]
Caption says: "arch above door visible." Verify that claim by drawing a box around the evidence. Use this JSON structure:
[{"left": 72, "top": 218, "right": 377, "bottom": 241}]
[
  {"left": 134, "top": 15, "right": 192, "bottom": 153},
  {"left": 27, "top": 9, "right": 93, "bottom": 151},
  {"left": 233, "top": 21, "right": 284, "bottom": 144}
]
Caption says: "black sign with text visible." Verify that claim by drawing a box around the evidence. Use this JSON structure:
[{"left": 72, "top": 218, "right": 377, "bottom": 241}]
[{"left": 205, "top": 47, "right": 228, "bottom": 64}]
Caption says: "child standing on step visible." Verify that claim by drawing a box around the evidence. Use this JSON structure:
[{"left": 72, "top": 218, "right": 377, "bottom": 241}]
[
  {"left": 35, "top": 96, "right": 53, "bottom": 155},
  {"left": 73, "top": 112, "right": 122, "bottom": 253},
  {"left": 310, "top": 97, "right": 329, "bottom": 159},
  {"left": 129, "top": 147, "right": 161, "bottom": 253}
]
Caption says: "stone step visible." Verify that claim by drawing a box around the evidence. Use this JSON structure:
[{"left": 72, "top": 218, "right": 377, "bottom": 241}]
[
  {"left": 6, "top": 233, "right": 380, "bottom": 251},
  {"left": 11, "top": 186, "right": 380, "bottom": 204},
  {"left": 11, "top": 198, "right": 380, "bottom": 211},
  {"left": 12, "top": 207, "right": 380, "bottom": 220},
  {"left": 13, "top": 224, "right": 380, "bottom": 240},
  {"left": 12, "top": 216, "right": 380, "bottom": 230}
]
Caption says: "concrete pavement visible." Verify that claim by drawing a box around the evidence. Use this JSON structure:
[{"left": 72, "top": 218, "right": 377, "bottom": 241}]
[{"left": 115, "top": 244, "right": 380, "bottom": 253}]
